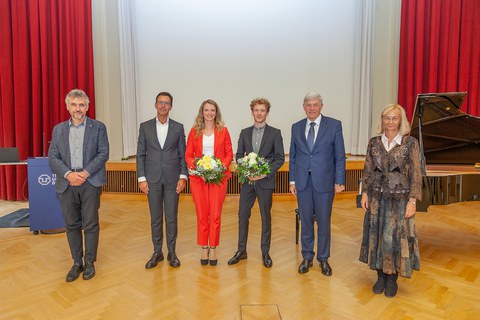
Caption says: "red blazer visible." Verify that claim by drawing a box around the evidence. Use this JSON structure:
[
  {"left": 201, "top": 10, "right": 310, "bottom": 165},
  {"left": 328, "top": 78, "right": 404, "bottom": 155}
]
[{"left": 185, "top": 126, "right": 234, "bottom": 180}]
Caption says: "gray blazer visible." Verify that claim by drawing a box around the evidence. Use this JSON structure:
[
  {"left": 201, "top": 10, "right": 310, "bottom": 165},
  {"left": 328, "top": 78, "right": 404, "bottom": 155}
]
[
  {"left": 136, "top": 118, "right": 188, "bottom": 185},
  {"left": 236, "top": 124, "right": 285, "bottom": 189},
  {"left": 48, "top": 117, "right": 110, "bottom": 193}
]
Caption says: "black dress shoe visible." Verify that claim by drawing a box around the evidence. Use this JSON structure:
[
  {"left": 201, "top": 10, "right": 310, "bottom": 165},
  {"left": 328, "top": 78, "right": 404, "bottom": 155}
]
[
  {"left": 262, "top": 253, "right": 273, "bottom": 268},
  {"left": 83, "top": 261, "right": 95, "bottom": 280},
  {"left": 209, "top": 247, "right": 217, "bottom": 266},
  {"left": 319, "top": 260, "right": 332, "bottom": 276},
  {"left": 201, "top": 246, "right": 209, "bottom": 265},
  {"left": 66, "top": 264, "right": 83, "bottom": 282},
  {"left": 145, "top": 252, "right": 164, "bottom": 269},
  {"left": 298, "top": 259, "right": 313, "bottom": 274},
  {"left": 227, "top": 251, "right": 247, "bottom": 265},
  {"left": 167, "top": 252, "right": 181, "bottom": 268}
]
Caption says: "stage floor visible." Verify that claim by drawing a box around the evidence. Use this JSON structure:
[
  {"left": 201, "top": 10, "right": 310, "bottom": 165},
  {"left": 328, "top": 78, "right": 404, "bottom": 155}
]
[{"left": 1, "top": 194, "right": 479, "bottom": 319}]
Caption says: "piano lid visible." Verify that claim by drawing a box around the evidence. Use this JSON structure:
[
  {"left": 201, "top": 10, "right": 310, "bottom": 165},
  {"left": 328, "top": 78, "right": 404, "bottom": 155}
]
[{"left": 411, "top": 92, "right": 480, "bottom": 164}]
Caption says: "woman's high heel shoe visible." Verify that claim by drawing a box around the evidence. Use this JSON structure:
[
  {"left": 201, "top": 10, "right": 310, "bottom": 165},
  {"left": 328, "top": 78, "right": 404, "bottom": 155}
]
[
  {"left": 209, "top": 247, "right": 217, "bottom": 266},
  {"left": 201, "top": 246, "right": 209, "bottom": 265}
]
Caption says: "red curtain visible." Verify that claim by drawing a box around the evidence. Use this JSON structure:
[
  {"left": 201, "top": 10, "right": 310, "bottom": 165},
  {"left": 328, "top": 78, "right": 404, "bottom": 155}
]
[
  {"left": 0, "top": 0, "right": 95, "bottom": 201},
  {"left": 398, "top": 0, "right": 480, "bottom": 119}
]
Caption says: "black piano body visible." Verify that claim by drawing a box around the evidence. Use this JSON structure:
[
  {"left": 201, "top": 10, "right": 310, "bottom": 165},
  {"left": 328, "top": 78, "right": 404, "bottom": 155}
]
[{"left": 411, "top": 92, "right": 480, "bottom": 211}]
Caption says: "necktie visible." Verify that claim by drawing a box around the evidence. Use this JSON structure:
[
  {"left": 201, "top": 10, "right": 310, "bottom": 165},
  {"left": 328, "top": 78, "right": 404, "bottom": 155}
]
[{"left": 307, "top": 122, "right": 315, "bottom": 152}]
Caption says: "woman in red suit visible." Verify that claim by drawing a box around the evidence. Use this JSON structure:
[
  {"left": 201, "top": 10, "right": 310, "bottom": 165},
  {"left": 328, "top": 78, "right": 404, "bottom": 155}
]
[{"left": 185, "top": 99, "right": 233, "bottom": 266}]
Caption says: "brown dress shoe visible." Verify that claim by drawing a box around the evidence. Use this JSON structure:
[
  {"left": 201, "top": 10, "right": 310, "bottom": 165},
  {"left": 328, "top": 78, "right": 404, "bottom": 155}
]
[{"left": 145, "top": 252, "right": 164, "bottom": 269}]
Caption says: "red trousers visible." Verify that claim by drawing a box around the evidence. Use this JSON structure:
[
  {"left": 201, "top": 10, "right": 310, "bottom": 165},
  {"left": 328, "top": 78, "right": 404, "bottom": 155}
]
[{"left": 190, "top": 178, "right": 227, "bottom": 247}]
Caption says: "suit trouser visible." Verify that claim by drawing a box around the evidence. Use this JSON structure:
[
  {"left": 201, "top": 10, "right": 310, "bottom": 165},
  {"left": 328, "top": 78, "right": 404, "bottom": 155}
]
[
  {"left": 237, "top": 183, "right": 273, "bottom": 254},
  {"left": 59, "top": 182, "right": 101, "bottom": 265},
  {"left": 147, "top": 180, "right": 179, "bottom": 254},
  {"left": 190, "top": 178, "right": 227, "bottom": 247},
  {"left": 297, "top": 174, "right": 334, "bottom": 261}
]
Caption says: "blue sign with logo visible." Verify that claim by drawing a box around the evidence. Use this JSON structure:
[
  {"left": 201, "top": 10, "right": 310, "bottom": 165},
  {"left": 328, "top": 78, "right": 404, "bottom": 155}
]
[{"left": 27, "top": 157, "right": 65, "bottom": 231}]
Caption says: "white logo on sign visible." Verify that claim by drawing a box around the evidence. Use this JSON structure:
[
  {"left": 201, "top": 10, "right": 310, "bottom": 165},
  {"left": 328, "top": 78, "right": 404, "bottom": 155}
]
[{"left": 38, "top": 174, "right": 51, "bottom": 186}]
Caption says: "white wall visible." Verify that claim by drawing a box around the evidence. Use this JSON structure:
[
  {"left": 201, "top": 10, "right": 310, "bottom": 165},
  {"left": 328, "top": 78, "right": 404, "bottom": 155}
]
[
  {"left": 134, "top": 0, "right": 357, "bottom": 152},
  {"left": 93, "top": 0, "right": 402, "bottom": 160}
]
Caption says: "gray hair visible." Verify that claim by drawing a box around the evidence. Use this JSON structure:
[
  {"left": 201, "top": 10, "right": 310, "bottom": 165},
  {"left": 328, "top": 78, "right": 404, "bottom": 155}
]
[
  {"left": 303, "top": 92, "right": 323, "bottom": 104},
  {"left": 65, "top": 89, "right": 90, "bottom": 105}
]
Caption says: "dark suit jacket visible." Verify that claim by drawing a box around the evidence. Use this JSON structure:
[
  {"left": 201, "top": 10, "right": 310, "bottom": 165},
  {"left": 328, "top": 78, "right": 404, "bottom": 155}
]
[
  {"left": 236, "top": 124, "right": 285, "bottom": 189},
  {"left": 185, "top": 127, "right": 234, "bottom": 181},
  {"left": 48, "top": 117, "right": 110, "bottom": 193},
  {"left": 136, "top": 118, "right": 188, "bottom": 185},
  {"left": 289, "top": 116, "right": 346, "bottom": 192}
]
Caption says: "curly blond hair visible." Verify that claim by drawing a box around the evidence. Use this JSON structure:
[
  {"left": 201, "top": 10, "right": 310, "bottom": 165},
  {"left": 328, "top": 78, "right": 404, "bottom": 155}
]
[{"left": 250, "top": 98, "right": 271, "bottom": 112}]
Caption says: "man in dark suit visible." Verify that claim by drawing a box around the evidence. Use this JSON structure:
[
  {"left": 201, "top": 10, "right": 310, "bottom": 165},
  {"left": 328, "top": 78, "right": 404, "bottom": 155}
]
[
  {"left": 289, "top": 92, "right": 346, "bottom": 276},
  {"left": 137, "top": 92, "right": 188, "bottom": 268},
  {"left": 49, "top": 89, "right": 109, "bottom": 282},
  {"left": 228, "top": 98, "right": 285, "bottom": 268}
]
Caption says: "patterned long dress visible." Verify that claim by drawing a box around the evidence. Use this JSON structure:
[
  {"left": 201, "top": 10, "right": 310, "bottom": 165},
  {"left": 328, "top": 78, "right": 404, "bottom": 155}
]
[{"left": 359, "top": 135, "right": 423, "bottom": 278}]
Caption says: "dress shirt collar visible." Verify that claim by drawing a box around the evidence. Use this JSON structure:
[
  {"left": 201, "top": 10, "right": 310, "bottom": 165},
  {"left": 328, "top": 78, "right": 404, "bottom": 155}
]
[
  {"left": 156, "top": 117, "right": 169, "bottom": 126},
  {"left": 307, "top": 115, "right": 321, "bottom": 127},
  {"left": 69, "top": 116, "right": 88, "bottom": 127},
  {"left": 381, "top": 132, "right": 403, "bottom": 151}
]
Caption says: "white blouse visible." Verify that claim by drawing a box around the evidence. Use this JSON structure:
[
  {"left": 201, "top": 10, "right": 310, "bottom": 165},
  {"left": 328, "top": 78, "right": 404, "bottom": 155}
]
[{"left": 202, "top": 134, "right": 214, "bottom": 155}]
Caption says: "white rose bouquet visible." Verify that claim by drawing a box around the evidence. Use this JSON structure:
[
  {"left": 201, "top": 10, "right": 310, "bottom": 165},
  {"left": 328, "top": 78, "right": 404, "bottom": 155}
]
[
  {"left": 236, "top": 152, "right": 271, "bottom": 185},
  {"left": 188, "top": 155, "right": 226, "bottom": 185}
]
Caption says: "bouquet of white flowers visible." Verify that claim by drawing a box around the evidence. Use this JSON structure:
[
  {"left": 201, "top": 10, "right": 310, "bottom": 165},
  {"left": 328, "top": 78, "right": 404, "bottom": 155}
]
[
  {"left": 188, "top": 155, "right": 226, "bottom": 185},
  {"left": 236, "top": 152, "right": 271, "bottom": 185}
]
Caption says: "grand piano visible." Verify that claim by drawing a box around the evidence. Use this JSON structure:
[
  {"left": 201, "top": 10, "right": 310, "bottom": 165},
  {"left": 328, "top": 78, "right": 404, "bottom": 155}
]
[{"left": 410, "top": 92, "right": 480, "bottom": 211}]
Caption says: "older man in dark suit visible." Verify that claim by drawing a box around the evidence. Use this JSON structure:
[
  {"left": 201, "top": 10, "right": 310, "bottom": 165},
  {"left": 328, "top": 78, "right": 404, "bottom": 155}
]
[
  {"left": 289, "top": 92, "right": 346, "bottom": 276},
  {"left": 228, "top": 98, "right": 285, "bottom": 268},
  {"left": 137, "top": 92, "right": 188, "bottom": 269},
  {"left": 49, "top": 89, "right": 109, "bottom": 282}
]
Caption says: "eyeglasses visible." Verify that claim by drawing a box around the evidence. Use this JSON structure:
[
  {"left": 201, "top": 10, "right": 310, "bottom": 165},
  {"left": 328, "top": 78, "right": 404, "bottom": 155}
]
[
  {"left": 383, "top": 116, "right": 400, "bottom": 122},
  {"left": 156, "top": 101, "right": 171, "bottom": 106}
]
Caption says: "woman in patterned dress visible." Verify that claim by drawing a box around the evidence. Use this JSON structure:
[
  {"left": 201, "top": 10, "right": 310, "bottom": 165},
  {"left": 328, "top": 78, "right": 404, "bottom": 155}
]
[{"left": 359, "top": 104, "right": 423, "bottom": 298}]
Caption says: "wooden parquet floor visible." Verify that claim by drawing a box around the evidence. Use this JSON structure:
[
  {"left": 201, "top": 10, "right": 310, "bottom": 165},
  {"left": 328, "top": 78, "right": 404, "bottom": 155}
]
[{"left": 0, "top": 194, "right": 479, "bottom": 320}]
